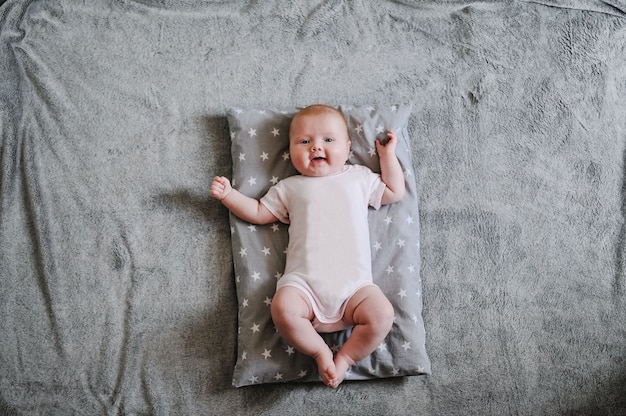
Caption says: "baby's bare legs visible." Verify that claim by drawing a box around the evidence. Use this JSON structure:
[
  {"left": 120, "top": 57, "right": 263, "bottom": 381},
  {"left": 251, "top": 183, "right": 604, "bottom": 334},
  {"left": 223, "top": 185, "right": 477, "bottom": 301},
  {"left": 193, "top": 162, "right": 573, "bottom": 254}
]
[
  {"left": 332, "top": 285, "right": 395, "bottom": 388},
  {"left": 271, "top": 286, "right": 337, "bottom": 387}
]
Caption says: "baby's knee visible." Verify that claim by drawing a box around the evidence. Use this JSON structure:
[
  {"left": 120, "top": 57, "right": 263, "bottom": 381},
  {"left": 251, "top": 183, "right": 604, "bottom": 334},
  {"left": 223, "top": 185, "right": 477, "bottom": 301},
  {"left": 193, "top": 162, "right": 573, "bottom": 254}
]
[
  {"left": 376, "top": 298, "right": 395, "bottom": 332},
  {"left": 358, "top": 296, "right": 394, "bottom": 333},
  {"left": 348, "top": 286, "right": 394, "bottom": 330},
  {"left": 270, "top": 294, "right": 291, "bottom": 325},
  {"left": 270, "top": 287, "right": 313, "bottom": 324}
]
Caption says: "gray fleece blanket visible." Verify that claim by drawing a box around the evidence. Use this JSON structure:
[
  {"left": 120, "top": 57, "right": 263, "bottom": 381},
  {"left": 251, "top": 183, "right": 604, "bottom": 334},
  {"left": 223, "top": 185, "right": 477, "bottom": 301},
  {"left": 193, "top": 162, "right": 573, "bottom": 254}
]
[{"left": 2, "top": 0, "right": 626, "bottom": 415}]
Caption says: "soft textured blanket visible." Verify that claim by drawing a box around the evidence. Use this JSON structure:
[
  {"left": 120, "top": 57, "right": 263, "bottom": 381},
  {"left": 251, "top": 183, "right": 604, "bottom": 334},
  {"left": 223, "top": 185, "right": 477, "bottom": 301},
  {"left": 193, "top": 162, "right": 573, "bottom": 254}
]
[{"left": 1, "top": 0, "right": 626, "bottom": 415}]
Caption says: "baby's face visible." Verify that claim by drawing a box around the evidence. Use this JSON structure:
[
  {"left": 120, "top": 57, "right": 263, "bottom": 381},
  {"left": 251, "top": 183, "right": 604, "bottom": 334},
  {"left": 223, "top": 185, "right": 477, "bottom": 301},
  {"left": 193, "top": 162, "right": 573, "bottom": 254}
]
[{"left": 289, "top": 112, "right": 351, "bottom": 177}]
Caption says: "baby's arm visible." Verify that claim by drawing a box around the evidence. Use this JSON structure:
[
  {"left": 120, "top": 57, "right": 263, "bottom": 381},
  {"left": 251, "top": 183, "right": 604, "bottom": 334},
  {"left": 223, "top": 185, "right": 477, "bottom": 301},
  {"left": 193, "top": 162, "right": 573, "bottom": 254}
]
[
  {"left": 376, "top": 130, "right": 406, "bottom": 205},
  {"left": 210, "top": 176, "right": 278, "bottom": 224}
]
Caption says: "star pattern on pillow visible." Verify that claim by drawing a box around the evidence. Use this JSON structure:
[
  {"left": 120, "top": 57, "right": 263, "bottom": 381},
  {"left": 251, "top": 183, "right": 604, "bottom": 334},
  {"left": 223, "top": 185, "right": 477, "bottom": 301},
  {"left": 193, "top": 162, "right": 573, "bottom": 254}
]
[{"left": 227, "top": 105, "right": 430, "bottom": 387}]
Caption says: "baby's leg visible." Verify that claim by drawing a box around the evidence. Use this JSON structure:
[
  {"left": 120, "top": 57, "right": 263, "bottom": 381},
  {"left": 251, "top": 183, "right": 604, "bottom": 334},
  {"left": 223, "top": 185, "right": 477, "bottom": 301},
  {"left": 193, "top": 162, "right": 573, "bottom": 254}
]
[
  {"left": 333, "top": 285, "right": 395, "bottom": 388},
  {"left": 271, "top": 286, "right": 336, "bottom": 387}
]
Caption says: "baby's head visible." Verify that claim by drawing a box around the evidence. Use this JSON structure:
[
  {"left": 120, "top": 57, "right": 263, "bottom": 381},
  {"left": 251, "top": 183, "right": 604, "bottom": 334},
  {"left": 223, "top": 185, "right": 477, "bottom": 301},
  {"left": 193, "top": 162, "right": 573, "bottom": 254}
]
[{"left": 289, "top": 105, "right": 351, "bottom": 177}]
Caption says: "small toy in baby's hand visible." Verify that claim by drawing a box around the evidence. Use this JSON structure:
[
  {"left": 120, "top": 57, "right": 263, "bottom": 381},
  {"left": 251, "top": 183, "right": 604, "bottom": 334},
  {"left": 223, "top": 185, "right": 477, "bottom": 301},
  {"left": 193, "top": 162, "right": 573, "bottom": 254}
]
[{"left": 211, "top": 104, "right": 405, "bottom": 388}]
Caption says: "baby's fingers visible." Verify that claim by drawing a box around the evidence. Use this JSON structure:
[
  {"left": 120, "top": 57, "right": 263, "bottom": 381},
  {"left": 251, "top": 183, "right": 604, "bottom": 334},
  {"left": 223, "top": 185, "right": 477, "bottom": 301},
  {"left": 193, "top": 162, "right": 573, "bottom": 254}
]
[
  {"left": 209, "top": 185, "right": 223, "bottom": 199},
  {"left": 210, "top": 176, "right": 232, "bottom": 200},
  {"left": 376, "top": 131, "right": 396, "bottom": 147}
]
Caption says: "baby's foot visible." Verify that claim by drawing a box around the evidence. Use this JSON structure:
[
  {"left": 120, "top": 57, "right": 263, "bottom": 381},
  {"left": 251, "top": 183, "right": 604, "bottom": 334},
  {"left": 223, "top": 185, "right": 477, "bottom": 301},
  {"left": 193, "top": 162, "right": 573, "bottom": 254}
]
[
  {"left": 330, "top": 353, "right": 353, "bottom": 389},
  {"left": 313, "top": 348, "right": 336, "bottom": 387}
]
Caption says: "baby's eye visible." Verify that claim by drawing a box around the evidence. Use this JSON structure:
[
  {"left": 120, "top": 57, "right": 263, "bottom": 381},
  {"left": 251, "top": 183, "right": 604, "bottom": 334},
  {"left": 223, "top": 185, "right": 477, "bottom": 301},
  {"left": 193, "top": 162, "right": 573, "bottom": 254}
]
[
  {"left": 300, "top": 139, "right": 310, "bottom": 144},
  {"left": 324, "top": 137, "right": 334, "bottom": 142}
]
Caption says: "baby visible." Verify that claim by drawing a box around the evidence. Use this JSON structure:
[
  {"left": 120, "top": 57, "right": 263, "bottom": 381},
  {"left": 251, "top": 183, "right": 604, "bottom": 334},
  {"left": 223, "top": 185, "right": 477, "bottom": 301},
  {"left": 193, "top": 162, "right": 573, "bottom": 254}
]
[{"left": 210, "top": 104, "right": 405, "bottom": 388}]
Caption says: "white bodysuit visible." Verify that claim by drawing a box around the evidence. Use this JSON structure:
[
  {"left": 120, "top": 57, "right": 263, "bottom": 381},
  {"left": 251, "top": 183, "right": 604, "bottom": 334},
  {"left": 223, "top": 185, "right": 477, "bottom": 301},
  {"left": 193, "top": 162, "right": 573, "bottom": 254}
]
[{"left": 260, "top": 164, "right": 386, "bottom": 332}]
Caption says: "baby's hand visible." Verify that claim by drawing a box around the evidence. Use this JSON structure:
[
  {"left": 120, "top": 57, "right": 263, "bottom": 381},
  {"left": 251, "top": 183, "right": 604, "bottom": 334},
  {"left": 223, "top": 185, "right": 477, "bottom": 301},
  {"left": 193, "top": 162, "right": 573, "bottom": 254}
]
[
  {"left": 375, "top": 130, "right": 398, "bottom": 157},
  {"left": 210, "top": 176, "right": 232, "bottom": 201}
]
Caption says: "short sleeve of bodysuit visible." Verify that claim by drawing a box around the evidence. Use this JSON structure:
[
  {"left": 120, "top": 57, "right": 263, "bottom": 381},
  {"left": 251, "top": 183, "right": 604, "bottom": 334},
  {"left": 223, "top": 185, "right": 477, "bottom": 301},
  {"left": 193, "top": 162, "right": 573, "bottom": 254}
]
[{"left": 261, "top": 164, "right": 385, "bottom": 223}]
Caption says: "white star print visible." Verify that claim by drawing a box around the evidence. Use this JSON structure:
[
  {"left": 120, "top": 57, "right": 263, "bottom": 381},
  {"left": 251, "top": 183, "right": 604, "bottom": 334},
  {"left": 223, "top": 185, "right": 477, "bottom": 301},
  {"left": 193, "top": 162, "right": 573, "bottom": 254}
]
[
  {"left": 368, "top": 147, "right": 377, "bottom": 157},
  {"left": 406, "top": 216, "right": 414, "bottom": 224},
  {"left": 331, "top": 344, "right": 340, "bottom": 353},
  {"left": 298, "top": 370, "right": 308, "bottom": 378},
  {"left": 247, "top": 177, "right": 257, "bottom": 186},
  {"left": 367, "top": 106, "right": 375, "bottom": 112},
  {"left": 286, "top": 346, "right": 295, "bottom": 356},
  {"left": 230, "top": 131, "right": 236, "bottom": 139},
  {"left": 373, "top": 242, "right": 382, "bottom": 251},
  {"left": 239, "top": 248, "right": 247, "bottom": 257},
  {"left": 270, "top": 176, "right": 279, "bottom": 185},
  {"left": 260, "top": 152, "right": 269, "bottom": 161},
  {"left": 397, "top": 239, "right": 406, "bottom": 248},
  {"left": 398, "top": 289, "right": 407, "bottom": 299},
  {"left": 241, "top": 351, "right": 247, "bottom": 360},
  {"left": 402, "top": 341, "right": 412, "bottom": 351},
  {"left": 271, "top": 128, "right": 280, "bottom": 137},
  {"left": 281, "top": 152, "right": 290, "bottom": 161},
  {"left": 263, "top": 296, "right": 272, "bottom": 306},
  {"left": 271, "top": 223, "right": 280, "bottom": 232},
  {"left": 247, "top": 224, "right": 256, "bottom": 232},
  {"left": 238, "top": 153, "right": 245, "bottom": 161},
  {"left": 355, "top": 124, "right": 363, "bottom": 134},
  {"left": 376, "top": 124, "right": 385, "bottom": 134},
  {"left": 377, "top": 342, "right": 388, "bottom": 352},
  {"left": 384, "top": 216, "right": 393, "bottom": 225},
  {"left": 273, "top": 373, "right": 283, "bottom": 381},
  {"left": 248, "top": 128, "right": 257, "bottom": 137},
  {"left": 390, "top": 105, "right": 398, "bottom": 112},
  {"left": 251, "top": 271, "right": 261, "bottom": 281},
  {"left": 250, "top": 323, "right": 260, "bottom": 334},
  {"left": 262, "top": 349, "right": 272, "bottom": 359},
  {"left": 262, "top": 247, "right": 271, "bottom": 256},
  {"left": 408, "top": 264, "right": 416, "bottom": 273},
  {"left": 248, "top": 375, "right": 259, "bottom": 384},
  {"left": 392, "top": 368, "right": 400, "bottom": 376},
  {"left": 274, "top": 271, "right": 283, "bottom": 279},
  {"left": 386, "top": 265, "right": 395, "bottom": 275},
  {"left": 242, "top": 298, "right": 249, "bottom": 308}
]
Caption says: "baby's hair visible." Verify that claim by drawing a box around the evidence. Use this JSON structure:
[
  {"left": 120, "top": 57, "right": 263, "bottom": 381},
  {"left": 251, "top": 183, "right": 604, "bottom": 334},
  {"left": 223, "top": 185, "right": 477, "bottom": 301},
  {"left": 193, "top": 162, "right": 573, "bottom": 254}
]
[
  {"left": 290, "top": 104, "right": 349, "bottom": 138},
  {"left": 294, "top": 104, "right": 344, "bottom": 119}
]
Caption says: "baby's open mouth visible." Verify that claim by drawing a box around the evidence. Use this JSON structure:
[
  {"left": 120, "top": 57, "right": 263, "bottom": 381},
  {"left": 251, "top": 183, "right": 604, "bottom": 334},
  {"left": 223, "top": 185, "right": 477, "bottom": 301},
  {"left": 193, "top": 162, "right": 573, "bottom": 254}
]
[{"left": 312, "top": 157, "right": 326, "bottom": 161}]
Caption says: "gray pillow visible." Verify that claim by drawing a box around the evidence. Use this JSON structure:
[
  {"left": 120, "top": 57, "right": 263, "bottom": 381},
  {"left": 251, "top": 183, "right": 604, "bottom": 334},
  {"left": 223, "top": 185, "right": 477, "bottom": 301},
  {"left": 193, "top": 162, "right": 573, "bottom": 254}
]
[{"left": 227, "top": 104, "right": 430, "bottom": 387}]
